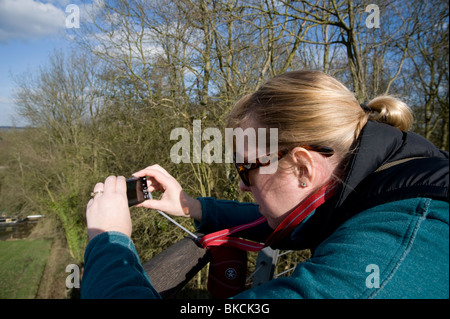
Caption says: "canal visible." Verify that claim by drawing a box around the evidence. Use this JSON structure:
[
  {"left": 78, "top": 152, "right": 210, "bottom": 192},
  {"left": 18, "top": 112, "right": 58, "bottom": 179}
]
[{"left": 0, "top": 219, "right": 41, "bottom": 240}]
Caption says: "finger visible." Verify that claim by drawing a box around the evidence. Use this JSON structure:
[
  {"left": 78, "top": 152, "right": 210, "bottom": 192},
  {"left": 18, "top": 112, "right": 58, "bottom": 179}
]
[
  {"left": 148, "top": 186, "right": 162, "bottom": 193},
  {"left": 87, "top": 198, "right": 94, "bottom": 209},
  {"left": 134, "top": 169, "right": 171, "bottom": 190},
  {"left": 93, "top": 182, "right": 104, "bottom": 193},
  {"left": 145, "top": 176, "right": 169, "bottom": 193},
  {"left": 133, "top": 164, "right": 171, "bottom": 178},
  {"left": 146, "top": 178, "right": 164, "bottom": 193},
  {"left": 90, "top": 182, "right": 104, "bottom": 201},
  {"left": 146, "top": 176, "right": 158, "bottom": 186},
  {"left": 116, "top": 176, "right": 126, "bottom": 194},
  {"left": 104, "top": 176, "right": 117, "bottom": 193}
]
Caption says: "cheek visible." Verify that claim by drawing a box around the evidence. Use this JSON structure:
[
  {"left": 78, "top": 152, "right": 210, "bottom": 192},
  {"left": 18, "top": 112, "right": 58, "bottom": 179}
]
[
  {"left": 250, "top": 170, "right": 299, "bottom": 215},
  {"left": 253, "top": 164, "right": 298, "bottom": 193}
]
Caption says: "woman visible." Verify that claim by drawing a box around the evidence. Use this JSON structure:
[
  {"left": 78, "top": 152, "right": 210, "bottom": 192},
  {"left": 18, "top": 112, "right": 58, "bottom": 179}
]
[{"left": 82, "top": 70, "right": 448, "bottom": 299}]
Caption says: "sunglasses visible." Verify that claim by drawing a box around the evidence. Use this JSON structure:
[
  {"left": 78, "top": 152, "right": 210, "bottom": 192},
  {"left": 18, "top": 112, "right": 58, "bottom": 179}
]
[{"left": 233, "top": 145, "right": 334, "bottom": 187}]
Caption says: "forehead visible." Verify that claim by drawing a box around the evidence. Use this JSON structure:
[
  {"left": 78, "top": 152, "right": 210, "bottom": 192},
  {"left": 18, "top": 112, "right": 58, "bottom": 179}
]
[{"left": 232, "top": 119, "right": 278, "bottom": 162}]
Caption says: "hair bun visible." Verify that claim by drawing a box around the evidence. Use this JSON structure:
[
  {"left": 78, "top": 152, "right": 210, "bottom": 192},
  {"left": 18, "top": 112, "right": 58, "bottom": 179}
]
[{"left": 366, "top": 96, "right": 414, "bottom": 131}]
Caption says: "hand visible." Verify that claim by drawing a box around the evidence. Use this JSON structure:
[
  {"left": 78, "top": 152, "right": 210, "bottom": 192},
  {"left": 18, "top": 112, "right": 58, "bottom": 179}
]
[
  {"left": 132, "top": 164, "right": 202, "bottom": 221},
  {"left": 86, "top": 176, "right": 132, "bottom": 240}
]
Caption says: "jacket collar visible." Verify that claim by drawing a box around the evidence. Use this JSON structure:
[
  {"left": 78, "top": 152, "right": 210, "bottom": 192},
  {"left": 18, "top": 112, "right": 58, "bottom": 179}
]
[
  {"left": 335, "top": 121, "right": 447, "bottom": 208},
  {"left": 275, "top": 121, "right": 448, "bottom": 251}
]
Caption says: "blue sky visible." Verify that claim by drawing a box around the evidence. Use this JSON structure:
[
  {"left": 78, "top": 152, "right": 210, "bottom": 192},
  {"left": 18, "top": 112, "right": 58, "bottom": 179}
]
[{"left": 0, "top": 0, "right": 98, "bottom": 126}]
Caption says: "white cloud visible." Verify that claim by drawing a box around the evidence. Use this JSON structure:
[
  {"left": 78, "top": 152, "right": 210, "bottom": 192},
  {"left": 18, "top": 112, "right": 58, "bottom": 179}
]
[
  {"left": 80, "top": 0, "right": 104, "bottom": 22},
  {"left": 0, "top": 0, "right": 66, "bottom": 43}
]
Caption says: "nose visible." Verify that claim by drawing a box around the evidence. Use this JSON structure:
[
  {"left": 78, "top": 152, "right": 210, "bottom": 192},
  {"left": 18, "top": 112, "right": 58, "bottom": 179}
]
[{"left": 239, "top": 179, "right": 251, "bottom": 192}]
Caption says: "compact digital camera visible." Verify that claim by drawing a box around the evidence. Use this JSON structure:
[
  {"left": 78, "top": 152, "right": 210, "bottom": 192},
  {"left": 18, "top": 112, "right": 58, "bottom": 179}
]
[{"left": 126, "top": 176, "right": 151, "bottom": 207}]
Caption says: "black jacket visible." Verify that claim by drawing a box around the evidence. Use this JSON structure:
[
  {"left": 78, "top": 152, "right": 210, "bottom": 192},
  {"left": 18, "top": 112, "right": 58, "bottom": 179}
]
[{"left": 277, "top": 121, "right": 449, "bottom": 250}]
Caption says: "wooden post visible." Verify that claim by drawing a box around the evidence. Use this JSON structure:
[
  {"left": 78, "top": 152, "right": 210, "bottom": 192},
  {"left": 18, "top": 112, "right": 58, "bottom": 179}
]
[{"left": 142, "top": 235, "right": 210, "bottom": 298}]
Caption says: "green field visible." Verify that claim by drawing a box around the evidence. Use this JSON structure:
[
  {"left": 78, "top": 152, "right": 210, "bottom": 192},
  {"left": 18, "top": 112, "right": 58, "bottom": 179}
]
[{"left": 0, "top": 239, "right": 52, "bottom": 298}]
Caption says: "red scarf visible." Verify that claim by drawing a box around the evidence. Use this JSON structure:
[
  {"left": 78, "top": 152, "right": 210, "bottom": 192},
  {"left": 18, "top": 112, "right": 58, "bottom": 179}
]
[{"left": 199, "top": 183, "right": 337, "bottom": 251}]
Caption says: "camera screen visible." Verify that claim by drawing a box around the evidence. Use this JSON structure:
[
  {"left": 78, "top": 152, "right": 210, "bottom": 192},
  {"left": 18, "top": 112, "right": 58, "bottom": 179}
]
[{"left": 126, "top": 177, "right": 147, "bottom": 207}]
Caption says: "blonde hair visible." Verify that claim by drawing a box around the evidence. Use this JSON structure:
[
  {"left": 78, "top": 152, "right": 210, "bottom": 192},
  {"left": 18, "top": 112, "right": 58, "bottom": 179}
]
[
  {"left": 364, "top": 96, "right": 414, "bottom": 132},
  {"left": 227, "top": 70, "right": 414, "bottom": 161}
]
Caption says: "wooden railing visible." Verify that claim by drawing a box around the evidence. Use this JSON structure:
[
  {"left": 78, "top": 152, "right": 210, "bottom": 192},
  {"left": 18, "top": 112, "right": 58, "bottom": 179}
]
[
  {"left": 142, "top": 234, "right": 210, "bottom": 298},
  {"left": 142, "top": 234, "right": 294, "bottom": 298}
]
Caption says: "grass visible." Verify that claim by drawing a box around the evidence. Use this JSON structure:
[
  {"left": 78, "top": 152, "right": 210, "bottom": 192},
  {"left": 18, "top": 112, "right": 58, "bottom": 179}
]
[{"left": 0, "top": 239, "right": 52, "bottom": 298}]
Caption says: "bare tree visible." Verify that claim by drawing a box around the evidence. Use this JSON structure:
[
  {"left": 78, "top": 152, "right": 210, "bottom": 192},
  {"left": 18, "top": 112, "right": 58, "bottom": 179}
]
[
  {"left": 406, "top": 1, "right": 449, "bottom": 150},
  {"left": 13, "top": 50, "right": 109, "bottom": 260}
]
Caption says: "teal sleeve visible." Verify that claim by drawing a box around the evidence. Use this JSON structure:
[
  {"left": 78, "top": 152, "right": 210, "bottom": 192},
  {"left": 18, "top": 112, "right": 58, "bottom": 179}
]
[
  {"left": 81, "top": 231, "right": 161, "bottom": 299},
  {"left": 195, "top": 197, "right": 273, "bottom": 242},
  {"left": 233, "top": 198, "right": 449, "bottom": 299}
]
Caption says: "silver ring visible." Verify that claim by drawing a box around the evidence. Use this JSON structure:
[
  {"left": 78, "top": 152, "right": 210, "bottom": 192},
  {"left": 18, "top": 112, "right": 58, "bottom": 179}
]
[{"left": 90, "top": 190, "right": 104, "bottom": 198}]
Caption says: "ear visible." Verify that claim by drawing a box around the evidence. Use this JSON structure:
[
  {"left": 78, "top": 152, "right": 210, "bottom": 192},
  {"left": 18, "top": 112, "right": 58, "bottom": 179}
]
[{"left": 289, "top": 147, "right": 315, "bottom": 187}]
